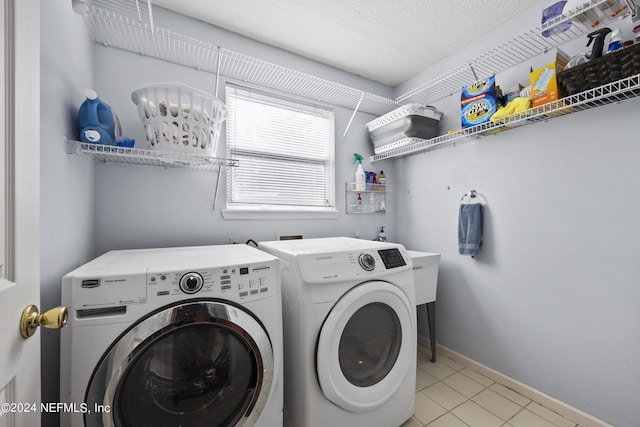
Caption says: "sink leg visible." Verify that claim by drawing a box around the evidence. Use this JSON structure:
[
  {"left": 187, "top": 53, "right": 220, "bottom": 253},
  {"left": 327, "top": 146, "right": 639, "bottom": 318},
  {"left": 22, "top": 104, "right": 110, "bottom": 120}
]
[{"left": 426, "top": 302, "right": 436, "bottom": 362}]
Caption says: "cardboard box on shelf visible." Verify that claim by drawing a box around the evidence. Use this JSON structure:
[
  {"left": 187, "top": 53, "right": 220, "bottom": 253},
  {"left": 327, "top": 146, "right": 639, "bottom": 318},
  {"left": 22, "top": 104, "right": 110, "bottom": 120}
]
[
  {"left": 530, "top": 48, "right": 570, "bottom": 107},
  {"left": 461, "top": 75, "right": 502, "bottom": 128}
]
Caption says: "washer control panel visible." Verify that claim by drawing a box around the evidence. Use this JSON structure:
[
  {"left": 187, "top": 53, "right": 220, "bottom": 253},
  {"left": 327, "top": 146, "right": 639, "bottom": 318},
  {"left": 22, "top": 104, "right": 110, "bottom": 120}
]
[{"left": 147, "top": 260, "right": 277, "bottom": 302}]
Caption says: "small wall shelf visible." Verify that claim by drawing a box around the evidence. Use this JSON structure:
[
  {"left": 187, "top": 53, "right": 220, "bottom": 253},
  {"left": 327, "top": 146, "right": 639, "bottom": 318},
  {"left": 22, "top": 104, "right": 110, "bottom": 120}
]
[
  {"left": 66, "top": 140, "right": 239, "bottom": 170},
  {"left": 345, "top": 182, "right": 389, "bottom": 214},
  {"left": 66, "top": 139, "right": 239, "bottom": 210}
]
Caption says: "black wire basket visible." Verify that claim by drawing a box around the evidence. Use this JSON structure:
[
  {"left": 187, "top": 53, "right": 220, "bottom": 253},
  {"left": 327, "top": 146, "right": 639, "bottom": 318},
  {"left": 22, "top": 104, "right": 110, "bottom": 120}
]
[{"left": 557, "top": 43, "right": 640, "bottom": 96}]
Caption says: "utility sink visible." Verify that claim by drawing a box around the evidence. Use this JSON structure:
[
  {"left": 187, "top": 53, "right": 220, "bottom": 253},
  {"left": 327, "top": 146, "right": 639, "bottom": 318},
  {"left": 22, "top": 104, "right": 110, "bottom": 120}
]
[
  {"left": 407, "top": 250, "right": 440, "bottom": 362},
  {"left": 407, "top": 250, "right": 440, "bottom": 305}
]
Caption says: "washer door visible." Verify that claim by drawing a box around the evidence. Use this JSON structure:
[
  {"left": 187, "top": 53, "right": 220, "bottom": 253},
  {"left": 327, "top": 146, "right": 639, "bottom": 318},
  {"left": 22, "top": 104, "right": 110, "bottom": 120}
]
[
  {"left": 85, "top": 300, "right": 273, "bottom": 427},
  {"left": 316, "top": 281, "right": 415, "bottom": 412}
]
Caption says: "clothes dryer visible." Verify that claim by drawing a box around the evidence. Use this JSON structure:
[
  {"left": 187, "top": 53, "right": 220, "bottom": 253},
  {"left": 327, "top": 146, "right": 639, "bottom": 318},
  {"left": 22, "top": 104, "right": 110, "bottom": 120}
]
[
  {"left": 258, "top": 237, "right": 416, "bottom": 427},
  {"left": 60, "top": 245, "right": 282, "bottom": 427}
]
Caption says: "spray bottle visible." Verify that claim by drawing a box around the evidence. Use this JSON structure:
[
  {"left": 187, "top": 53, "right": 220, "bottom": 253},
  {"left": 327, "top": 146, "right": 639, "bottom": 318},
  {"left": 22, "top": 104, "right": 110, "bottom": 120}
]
[
  {"left": 353, "top": 153, "right": 365, "bottom": 191},
  {"left": 586, "top": 27, "right": 612, "bottom": 60}
]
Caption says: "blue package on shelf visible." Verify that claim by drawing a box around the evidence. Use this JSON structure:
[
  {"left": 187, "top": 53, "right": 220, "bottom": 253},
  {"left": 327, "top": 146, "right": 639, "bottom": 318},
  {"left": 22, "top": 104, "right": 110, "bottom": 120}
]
[{"left": 461, "top": 75, "right": 501, "bottom": 128}]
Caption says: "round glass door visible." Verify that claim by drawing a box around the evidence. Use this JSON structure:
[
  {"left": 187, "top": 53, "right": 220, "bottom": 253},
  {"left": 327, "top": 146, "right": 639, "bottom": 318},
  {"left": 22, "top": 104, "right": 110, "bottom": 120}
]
[
  {"left": 339, "top": 302, "right": 402, "bottom": 387},
  {"left": 85, "top": 301, "right": 273, "bottom": 427},
  {"left": 316, "top": 281, "right": 415, "bottom": 413}
]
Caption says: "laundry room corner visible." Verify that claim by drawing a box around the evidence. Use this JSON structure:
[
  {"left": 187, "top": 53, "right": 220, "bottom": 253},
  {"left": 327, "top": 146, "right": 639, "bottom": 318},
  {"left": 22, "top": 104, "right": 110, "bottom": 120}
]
[{"left": 394, "top": 4, "right": 640, "bottom": 425}]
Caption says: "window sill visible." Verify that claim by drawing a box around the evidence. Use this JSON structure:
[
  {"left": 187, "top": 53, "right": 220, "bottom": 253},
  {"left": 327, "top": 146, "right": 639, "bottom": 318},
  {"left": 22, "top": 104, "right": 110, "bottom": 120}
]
[{"left": 221, "top": 208, "right": 340, "bottom": 220}]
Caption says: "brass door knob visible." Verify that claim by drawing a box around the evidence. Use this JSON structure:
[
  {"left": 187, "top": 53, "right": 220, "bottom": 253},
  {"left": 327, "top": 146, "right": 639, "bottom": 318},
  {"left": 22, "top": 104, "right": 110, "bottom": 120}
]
[{"left": 20, "top": 305, "right": 68, "bottom": 338}]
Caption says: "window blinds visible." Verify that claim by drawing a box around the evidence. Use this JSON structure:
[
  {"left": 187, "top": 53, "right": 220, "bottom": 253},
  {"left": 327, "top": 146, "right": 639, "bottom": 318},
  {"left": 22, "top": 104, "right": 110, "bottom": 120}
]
[{"left": 226, "top": 84, "right": 335, "bottom": 210}]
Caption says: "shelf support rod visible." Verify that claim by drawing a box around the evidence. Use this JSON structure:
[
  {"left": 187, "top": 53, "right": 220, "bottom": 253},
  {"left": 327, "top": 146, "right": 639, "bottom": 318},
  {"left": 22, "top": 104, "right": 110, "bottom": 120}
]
[
  {"left": 469, "top": 63, "right": 478, "bottom": 81},
  {"left": 215, "top": 48, "right": 222, "bottom": 98},
  {"left": 342, "top": 91, "right": 364, "bottom": 140},
  {"left": 212, "top": 166, "right": 223, "bottom": 210},
  {"left": 135, "top": 0, "right": 142, "bottom": 22},
  {"left": 147, "top": 0, "right": 155, "bottom": 34}
]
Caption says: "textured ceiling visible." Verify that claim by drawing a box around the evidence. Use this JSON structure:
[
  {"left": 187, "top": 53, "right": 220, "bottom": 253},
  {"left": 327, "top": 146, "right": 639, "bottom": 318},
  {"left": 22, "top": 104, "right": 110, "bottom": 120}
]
[{"left": 150, "top": 0, "right": 541, "bottom": 87}]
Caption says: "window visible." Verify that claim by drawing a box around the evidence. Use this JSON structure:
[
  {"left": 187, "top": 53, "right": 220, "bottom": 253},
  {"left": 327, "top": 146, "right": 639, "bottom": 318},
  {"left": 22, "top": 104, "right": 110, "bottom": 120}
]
[{"left": 225, "top": 84, "right": 335, "bottom": 215}]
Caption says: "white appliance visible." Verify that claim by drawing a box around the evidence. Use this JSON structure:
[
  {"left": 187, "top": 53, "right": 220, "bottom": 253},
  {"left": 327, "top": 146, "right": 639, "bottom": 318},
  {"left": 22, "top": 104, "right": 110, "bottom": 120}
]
[
  {"left": 258, "top": 237, "right": 416, "bottom": 427},
  {"left": 407, "top": 250, "right": 441, "bottom": 362},
  {"left": 60, "top": 245, "right": 283, "bottom": 427}
]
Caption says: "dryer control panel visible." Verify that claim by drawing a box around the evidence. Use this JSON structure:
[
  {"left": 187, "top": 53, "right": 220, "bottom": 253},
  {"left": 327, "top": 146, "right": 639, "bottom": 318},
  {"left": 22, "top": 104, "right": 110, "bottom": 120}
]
[
  {"left": 377, "top": 248, "right": 407, "bottom": 269},
  {"left": 147, "top": 260, "right": 277, "bottom": 303},
  {"left": 296, "top": 246, "right": 412, "bottom": 284}
]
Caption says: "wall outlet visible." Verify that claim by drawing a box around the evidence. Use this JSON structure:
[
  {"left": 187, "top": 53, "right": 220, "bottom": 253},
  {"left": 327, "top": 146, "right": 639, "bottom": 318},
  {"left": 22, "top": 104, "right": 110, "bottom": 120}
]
[{"left": 229, "top": 236, "right": 242, "bottom": 244}]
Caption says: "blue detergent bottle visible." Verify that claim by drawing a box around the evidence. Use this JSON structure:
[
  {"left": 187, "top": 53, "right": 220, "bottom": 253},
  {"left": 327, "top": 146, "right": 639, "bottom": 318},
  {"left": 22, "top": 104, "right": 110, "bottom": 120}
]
[{"left": 78, "top": 89, "right": 121, "bottom": 145}]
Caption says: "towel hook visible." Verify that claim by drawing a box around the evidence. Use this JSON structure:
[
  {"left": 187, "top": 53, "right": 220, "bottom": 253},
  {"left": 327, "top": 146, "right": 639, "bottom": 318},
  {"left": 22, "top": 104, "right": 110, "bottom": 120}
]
[{"left": 461, "top": 190, "right": 477, "bottom": 201}]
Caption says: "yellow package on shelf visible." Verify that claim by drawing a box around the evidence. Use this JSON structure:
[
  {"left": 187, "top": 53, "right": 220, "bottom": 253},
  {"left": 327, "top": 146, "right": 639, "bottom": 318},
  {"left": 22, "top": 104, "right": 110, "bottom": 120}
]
[{"left": 530, "top": 49, "right": 569, "bottom": 107}]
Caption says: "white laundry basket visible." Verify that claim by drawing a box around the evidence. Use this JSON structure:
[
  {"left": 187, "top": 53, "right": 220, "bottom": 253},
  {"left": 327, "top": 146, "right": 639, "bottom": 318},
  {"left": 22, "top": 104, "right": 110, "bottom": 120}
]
[{"left": 131, "top": 83, "right": 227, "bottom": 155}]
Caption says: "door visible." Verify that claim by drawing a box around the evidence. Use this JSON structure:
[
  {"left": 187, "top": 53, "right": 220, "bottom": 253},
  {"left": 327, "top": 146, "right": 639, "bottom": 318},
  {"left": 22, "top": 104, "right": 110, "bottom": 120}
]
[
  {"left": 0, "top": 1, "right": 41, "bottom": 426},
  {"left": 85, "top": 301, "right": 274, "bottom": 427},
  {"left": 316, "top": 280, "right": 415, "bottom": 413}
]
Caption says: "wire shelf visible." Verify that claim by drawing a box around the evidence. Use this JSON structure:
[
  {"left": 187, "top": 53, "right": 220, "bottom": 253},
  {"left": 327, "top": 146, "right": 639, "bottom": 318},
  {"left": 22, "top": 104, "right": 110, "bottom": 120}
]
[
  {"left": 76, "top": 0, "right": 637, "bottom": 161},
  {"left": 395, "top": 0, "right": 631, "bottom": 106},
  {"left": 78, "top": 0, "right": 631, "bottom": 116},
  {"left": 82, "top": 4, "right": 398, "bottom": 116},
  {"left": 66, "top": 140, "right": 239, "bottom": 171},
  {"left": 371, "top": 74, "right": 640, "bottom": 161}
]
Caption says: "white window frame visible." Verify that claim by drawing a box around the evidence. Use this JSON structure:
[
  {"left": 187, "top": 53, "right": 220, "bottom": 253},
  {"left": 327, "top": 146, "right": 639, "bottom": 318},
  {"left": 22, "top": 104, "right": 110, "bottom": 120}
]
[{"left": 222, "top": 83, "right": 338, "bottom": 220}]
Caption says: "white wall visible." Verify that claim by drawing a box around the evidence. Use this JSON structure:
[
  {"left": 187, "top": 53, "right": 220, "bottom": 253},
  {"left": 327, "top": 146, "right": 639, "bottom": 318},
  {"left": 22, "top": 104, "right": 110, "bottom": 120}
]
[
  {"left": 91, "top": 8, "right": 396, "bottom": 253},
  {"left": 39, "top": 2, "right": 95, "bottom": 427},
  {"left": 396, "top": 5, "right": 640, "bottom": 426}
]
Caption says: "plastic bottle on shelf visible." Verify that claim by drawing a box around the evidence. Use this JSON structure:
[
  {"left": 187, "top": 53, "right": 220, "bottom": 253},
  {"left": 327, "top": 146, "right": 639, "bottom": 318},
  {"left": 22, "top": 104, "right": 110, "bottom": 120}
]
[
  {"left": 353, "top": 153, "right": 366, "bottom": 191},
  {"left": 369, "top": 193, "right": 376, "bottom": 211},
  {"left": 77, "top": 89, "right": 121, "bottom": 145},
  {"left": 378, "top": 226, "right": 387, "bottom": 242},
  {"left": 356, "top": 193, "right": 363, "bottom": 212},
  {"left": 378, "top": 170, "right": 386, "bottom": 191},
  {"left": 606, "top": 28, "right": 623, "bottom": 53}
]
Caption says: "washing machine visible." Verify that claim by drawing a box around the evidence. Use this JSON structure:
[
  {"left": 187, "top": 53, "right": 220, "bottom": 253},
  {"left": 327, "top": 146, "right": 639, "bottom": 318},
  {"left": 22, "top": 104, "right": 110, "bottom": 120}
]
[
  {"left": 60, "top": 245, "right": 283, "bottom": 427},
  {"left": 258, "top": 237, "right": 416, "bottom": 427}
]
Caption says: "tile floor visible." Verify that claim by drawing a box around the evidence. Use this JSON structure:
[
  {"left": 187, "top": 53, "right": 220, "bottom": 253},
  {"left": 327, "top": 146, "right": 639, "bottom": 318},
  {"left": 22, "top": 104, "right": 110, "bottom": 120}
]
[{"left": 402, "top": 343, "right": 584, "bottom": 427}]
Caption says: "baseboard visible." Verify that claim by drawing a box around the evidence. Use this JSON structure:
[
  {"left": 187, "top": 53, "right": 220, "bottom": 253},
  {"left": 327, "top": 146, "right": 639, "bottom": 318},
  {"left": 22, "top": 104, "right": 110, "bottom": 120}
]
[{"left": 417, "top": 336, "right": 613, "bottom": 427}]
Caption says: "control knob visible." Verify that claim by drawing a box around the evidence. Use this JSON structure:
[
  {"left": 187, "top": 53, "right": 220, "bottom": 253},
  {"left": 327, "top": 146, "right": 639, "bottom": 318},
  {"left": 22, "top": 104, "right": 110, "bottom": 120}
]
[
  {"left": 179, "top": 272, "right": 204, "bottom": 294},
  {"left": 358, "top": 253, "right": 376, "bottom": 271}
]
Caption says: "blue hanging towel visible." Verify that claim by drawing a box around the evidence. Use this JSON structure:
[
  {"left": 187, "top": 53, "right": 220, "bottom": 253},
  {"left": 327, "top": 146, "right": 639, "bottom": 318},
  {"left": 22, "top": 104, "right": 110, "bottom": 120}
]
[{"left": 458, "top": 203, "right": 483, "bottom": 257}]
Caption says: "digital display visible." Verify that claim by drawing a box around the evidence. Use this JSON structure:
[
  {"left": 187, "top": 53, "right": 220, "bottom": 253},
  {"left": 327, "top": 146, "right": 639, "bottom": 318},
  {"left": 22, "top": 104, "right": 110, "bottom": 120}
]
[
  {"left": 239, "top": 267, "right": 249, "bottom": 275},
  {"left": 378, "top": 248, "right": 406, "bottom": 269}
]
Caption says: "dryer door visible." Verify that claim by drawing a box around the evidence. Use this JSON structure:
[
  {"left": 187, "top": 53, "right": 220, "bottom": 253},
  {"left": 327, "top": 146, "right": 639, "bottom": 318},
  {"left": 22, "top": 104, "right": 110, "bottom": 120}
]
[
  {"left": 85, "top": 300, "right": 273, "bottom": 427},
  {"left": 316, "top": 280, "right": 415, "bottom": 412}
]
